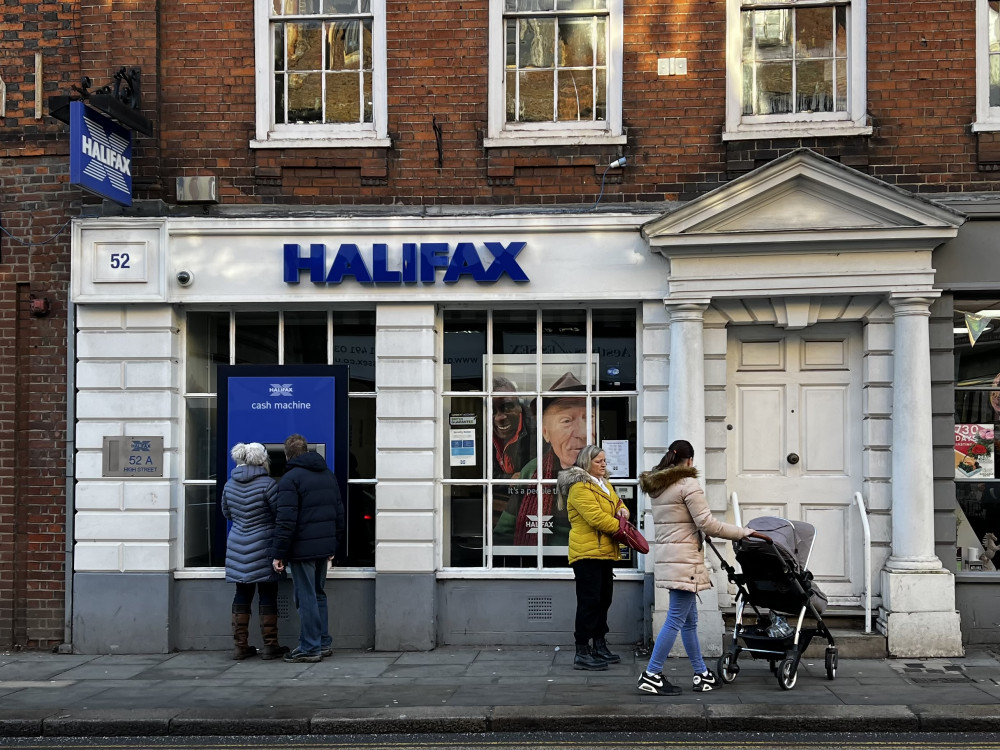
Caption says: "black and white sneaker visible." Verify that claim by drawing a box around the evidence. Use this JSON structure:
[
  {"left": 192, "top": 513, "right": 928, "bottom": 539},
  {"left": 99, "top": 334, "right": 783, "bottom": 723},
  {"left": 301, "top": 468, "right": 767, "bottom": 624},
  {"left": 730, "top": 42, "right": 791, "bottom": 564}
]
[
  {"left": 637, "top": 670, "right": 682, "bottom": 696},
  {"left": 692, "top": 669, "right": 719, "bottom": 692}
]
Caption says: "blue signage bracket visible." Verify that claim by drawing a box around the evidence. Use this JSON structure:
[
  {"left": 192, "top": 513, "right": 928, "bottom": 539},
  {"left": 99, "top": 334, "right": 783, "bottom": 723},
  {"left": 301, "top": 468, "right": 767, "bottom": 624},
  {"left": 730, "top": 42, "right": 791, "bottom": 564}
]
[{"left": 215, "top": 365, "right": 350, "bottom": 566}]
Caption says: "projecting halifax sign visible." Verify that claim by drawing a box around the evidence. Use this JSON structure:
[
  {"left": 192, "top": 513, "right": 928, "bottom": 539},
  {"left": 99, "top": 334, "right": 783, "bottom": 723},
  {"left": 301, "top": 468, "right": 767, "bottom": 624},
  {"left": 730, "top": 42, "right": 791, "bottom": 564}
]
[{"left": 69, "top": 101, "right": 133, "bottom": 206}]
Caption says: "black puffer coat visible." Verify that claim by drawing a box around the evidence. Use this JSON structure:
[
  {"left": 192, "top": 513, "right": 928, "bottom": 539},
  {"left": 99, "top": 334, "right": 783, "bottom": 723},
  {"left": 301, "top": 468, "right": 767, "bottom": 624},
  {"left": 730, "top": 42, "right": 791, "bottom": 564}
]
[{"left": 271, "top": 451, "right": 345, "bottom": 562}]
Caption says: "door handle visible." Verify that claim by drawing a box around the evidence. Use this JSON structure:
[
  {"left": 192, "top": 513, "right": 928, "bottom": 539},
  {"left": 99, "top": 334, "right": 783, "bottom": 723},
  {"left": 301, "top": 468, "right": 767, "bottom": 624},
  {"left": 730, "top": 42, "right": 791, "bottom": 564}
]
[{"left": 787, "top": 453, "right": 800, "bottom": 465}]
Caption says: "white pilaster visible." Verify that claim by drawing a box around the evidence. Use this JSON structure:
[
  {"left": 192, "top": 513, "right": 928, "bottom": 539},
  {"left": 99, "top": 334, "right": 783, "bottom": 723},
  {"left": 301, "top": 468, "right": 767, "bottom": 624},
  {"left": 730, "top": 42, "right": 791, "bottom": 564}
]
[
  {"left": 666, "top": 301, "right": 709, "bottom": 464},
  {"left": 879, "top": 293, "right": 962, "bottom": 657}
]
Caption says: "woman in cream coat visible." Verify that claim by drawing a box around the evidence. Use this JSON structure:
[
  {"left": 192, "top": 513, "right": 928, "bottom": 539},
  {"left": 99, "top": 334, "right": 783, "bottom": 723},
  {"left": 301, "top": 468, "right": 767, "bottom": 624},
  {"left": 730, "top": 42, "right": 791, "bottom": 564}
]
[{"left": 636, "top": 439, "right": 770, "bottom": 695}]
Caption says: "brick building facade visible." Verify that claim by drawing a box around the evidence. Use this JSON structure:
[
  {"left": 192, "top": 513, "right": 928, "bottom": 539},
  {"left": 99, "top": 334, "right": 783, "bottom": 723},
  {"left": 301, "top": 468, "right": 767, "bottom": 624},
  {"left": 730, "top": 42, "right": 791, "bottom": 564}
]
[{"left": 3, "top": 0, "right": 1000, "bottom": 652}]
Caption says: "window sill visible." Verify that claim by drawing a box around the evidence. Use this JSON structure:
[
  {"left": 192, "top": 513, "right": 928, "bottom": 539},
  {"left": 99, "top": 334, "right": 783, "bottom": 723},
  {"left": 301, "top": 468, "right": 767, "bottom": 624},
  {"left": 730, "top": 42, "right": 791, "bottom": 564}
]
[
  {"left": 485, "top": 133, "right": 627, "bottom": 149},
  {"left": 173, "top": 567, "right": 376, "bottom": 579},
  {"left": 436, "top": 568, "right": 644, "bottom": 580},
  {"left": 723, "top": 123, "right": 873, "bottom": 142},
  {"left": 250, "top": 137, "right": 393, "bottom": 150},
  {"left": 971, "top": 121, "right": 1000, "bottom": 133}
]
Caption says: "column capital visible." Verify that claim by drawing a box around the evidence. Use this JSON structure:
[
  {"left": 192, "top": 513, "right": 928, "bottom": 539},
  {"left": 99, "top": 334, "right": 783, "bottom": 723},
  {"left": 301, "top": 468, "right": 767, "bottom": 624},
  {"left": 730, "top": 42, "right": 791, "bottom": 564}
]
[
  {"left": 664, "top": 299, "right": 710, "bottom": 321},
  {"left": 888, "top": 292, "right": 941, "bottom": 316}
]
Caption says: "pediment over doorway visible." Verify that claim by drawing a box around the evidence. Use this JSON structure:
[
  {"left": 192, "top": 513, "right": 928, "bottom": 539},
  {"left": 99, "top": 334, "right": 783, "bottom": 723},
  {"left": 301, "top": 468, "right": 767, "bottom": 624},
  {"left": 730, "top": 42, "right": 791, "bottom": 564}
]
[{"left": 641, "top": 149, "right": 965, "bottom": 300}]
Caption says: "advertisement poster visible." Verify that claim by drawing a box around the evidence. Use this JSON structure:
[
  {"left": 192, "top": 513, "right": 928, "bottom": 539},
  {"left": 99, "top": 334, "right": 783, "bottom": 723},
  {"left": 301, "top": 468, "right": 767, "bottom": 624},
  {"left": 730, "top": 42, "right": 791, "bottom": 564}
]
[
  {"left": 954, "top": 423, "right": 995, "bottom": 479},
  {"left": 450, "top": 428, "right": 476, "bottom": 467}
]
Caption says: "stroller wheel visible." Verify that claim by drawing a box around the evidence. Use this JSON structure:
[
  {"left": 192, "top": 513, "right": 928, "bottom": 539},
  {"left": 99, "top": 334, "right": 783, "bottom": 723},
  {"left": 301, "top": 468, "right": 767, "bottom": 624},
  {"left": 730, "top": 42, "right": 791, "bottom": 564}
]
[
  {"left": 825, "top": 647, "right": 838, "bottom": 680},
  {"left": 717, "top": 652, "right": 738, "bottom": 683},
  {"left": 777, "top": 657, "right": 798, "bottom": 690}
]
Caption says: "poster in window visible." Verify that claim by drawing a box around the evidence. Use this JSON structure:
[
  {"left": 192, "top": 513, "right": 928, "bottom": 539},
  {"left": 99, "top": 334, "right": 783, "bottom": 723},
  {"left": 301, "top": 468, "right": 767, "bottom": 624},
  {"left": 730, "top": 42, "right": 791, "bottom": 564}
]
[{"left": 954, "top": 423, "right": 995, "bottom": 479}]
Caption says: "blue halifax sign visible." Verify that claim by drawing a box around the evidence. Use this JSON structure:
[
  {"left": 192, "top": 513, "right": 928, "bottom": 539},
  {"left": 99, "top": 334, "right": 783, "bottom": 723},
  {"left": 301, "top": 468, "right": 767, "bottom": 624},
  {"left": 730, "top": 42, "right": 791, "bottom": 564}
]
[
  {"left": 69, "top": 101, "right": 133, "bottom": 207},
  {"left": 284, "top": 241, "right": 529, "bottom": 285}
]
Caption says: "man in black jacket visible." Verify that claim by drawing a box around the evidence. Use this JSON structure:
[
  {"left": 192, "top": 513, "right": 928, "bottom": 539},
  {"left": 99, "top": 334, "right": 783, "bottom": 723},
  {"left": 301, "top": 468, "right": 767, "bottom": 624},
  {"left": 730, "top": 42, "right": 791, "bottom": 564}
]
[{"left": 271, "top": 434, "right": 345, "bottom": 663}]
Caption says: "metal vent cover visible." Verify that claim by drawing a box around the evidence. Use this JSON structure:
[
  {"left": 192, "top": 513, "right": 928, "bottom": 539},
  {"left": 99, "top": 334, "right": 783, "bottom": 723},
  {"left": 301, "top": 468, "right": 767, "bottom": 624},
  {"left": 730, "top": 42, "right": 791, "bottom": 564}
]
[{"left": 527, "top": 595, "right": 553, "bottom": 621}]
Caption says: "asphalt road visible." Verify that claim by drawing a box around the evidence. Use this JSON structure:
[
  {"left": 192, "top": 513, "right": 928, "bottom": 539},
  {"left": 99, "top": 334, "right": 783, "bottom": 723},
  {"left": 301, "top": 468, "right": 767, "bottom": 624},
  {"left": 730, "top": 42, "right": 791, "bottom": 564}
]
[{"left": 1, "top": 733, "right": 999, "bottom": 750}]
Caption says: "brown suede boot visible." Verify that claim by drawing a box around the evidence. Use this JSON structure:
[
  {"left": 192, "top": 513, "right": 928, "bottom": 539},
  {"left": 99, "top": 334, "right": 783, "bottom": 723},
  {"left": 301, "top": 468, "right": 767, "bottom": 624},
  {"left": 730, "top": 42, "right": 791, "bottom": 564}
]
[
  {"left": 232, "top": 604, "right": 257, "bottom": 660},
  {"left": 258, "top": 604, "right": 289, "bottom": 660}
]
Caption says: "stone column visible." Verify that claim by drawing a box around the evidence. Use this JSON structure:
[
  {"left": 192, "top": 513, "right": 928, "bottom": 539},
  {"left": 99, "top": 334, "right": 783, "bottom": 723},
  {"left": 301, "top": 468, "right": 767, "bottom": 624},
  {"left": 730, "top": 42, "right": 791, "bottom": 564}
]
[{"left": 880, "top": 294, "right": 962, "bottom": 656}]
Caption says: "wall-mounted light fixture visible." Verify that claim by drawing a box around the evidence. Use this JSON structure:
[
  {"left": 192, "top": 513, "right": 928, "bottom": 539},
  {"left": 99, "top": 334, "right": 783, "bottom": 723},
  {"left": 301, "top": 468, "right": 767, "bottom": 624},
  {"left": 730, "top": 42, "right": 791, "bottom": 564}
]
[{"left": 591, "top": 156, "right": 628, "bottom": 210}]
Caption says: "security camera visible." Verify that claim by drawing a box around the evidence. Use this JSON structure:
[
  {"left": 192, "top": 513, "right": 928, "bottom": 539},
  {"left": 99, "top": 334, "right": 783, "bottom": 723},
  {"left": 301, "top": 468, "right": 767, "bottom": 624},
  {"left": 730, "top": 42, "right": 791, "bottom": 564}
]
[{"left": 176, "top": 270, "right": 193, "bottom": 286}]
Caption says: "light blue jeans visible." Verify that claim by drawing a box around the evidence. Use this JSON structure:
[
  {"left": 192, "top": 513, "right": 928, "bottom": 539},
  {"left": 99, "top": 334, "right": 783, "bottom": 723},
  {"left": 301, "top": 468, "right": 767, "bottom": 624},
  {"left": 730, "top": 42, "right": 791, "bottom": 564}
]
[
  {"left": 288, "top": 558, "right": 332, "bottom": 655},
  {"left": 646, "top": 588, "right": 707, "bottom": 675}
]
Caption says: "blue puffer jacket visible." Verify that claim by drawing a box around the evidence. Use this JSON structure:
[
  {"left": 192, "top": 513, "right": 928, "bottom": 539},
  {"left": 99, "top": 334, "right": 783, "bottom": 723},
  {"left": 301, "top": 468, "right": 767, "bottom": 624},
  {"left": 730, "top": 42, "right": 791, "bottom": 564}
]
[
  {"left": 271, "top": 451, "right": 345, "bottom": 562},
  {"left": 221, "top": 464, "right": 281, "bottom": 583}
]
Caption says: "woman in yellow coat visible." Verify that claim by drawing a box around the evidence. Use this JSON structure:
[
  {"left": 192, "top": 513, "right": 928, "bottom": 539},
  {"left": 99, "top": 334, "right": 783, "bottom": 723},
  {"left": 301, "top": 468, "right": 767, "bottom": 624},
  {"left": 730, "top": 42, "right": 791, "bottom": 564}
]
[{"left": 560, "top": 444, "right": 629, "bottom": 671}]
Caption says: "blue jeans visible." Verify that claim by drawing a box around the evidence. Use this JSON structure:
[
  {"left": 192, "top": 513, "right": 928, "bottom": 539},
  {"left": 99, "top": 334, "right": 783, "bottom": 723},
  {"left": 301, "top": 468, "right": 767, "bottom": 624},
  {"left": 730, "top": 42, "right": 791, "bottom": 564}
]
[
  {"left": 646, "top": 589, "right": 707, "bottom": 675},
  {"left": 288, "top": 559, "right": 332, "bottom": 655}
]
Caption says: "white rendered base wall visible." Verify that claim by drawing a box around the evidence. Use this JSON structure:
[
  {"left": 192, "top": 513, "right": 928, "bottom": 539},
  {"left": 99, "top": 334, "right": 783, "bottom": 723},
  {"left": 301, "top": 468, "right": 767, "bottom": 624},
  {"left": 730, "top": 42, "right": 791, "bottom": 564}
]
[{"left": 878, "top": 569, "right": 964, "bottom": 657}]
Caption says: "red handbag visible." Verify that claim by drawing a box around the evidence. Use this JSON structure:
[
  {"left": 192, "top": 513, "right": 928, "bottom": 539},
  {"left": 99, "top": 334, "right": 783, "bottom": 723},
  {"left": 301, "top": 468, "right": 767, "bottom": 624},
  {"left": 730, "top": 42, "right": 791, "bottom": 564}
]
[{"left": 613, "top": 516, "right": 649, "bottom": 555}]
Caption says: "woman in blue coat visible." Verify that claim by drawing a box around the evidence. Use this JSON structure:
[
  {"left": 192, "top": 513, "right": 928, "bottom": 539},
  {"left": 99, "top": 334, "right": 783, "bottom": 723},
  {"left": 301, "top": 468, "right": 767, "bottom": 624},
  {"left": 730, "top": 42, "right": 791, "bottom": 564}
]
[{"left": 221, "top": 442, "right": 288, "bottom": 660}]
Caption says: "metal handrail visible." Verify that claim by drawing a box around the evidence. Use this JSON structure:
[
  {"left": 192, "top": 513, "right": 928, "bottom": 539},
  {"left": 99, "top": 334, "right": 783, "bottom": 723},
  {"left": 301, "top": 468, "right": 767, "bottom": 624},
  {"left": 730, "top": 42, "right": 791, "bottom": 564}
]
[
  {"left": 731, "top": 491, "right": 742, "bottom": 527},
  {"left": 854, "top": 491, "right": 873, "bottom": 634}
]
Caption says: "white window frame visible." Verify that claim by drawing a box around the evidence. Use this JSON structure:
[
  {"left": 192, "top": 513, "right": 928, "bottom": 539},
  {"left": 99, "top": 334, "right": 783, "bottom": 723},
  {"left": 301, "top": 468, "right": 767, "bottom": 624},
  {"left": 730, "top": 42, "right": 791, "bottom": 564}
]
[
  {"left": 251, "top": 0, "right": 391, "bottom": 149},
  {"left": 974, "top": 0, "right": 1000, "bottom": 131},
  {"left": 485, "top": 0, "right": 626, "bottom": 148},
  {"left": 724, "top": 0, "right": 871, "bottom": 141}
]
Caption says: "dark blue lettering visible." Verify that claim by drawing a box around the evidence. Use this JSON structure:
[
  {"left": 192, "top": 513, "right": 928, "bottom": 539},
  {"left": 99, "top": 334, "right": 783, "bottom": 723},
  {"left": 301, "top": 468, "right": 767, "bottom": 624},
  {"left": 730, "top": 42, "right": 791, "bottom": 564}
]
[
  {"left": 326, "top": 244, "right": 373, "bottom": 283},
  {"left": 284, "top": 243, "right": 326, "bottom": 283},
  {"left": 443, "top": 242, "right": 487, "bottom": 283},
  {"left": 402, "top": 243, "right": 418, "bottom": 283},
  {"left": 372, "top": 243, "right": 402, "bottom": 283},
  {"left": 420, "top": 243, "right": 450, "bottom": 282},
  {"left": 482, "top": 241, "right": 528, "bottom": 282}
]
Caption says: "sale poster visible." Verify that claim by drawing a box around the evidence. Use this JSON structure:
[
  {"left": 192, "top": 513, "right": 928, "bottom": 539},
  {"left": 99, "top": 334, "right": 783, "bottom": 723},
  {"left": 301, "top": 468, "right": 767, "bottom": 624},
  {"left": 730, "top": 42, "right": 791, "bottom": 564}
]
[{"left": 954, "top": 423, "right": 995, "bottom": 479}]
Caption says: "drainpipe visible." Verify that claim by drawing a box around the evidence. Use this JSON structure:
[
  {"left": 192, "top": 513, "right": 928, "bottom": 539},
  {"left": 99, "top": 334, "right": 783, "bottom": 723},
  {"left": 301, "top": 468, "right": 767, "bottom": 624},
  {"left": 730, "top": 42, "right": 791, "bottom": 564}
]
[{"left": 60, "top": 299, "right": 76, "bottom": 653}]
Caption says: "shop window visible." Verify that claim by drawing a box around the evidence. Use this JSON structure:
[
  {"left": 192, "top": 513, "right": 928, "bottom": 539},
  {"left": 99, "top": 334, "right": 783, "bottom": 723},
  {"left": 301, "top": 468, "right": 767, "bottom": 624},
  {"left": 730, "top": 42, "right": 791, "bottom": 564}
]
[
  {"left": 442, "top": 307, "right": 639, "bottom": 570},
  {"left": 182, "top": 310, "right": 376, "bottom": 569},
  {"left": 953, "top": 299, "right": 1000, "bottom": 573},
  {"left": 724, "top": 0, "right": 870, "bottom": 140},
  {"left": 486, "top": 0, "right": 624, "bottom": 146},
  {"left": 252, "top": 0, "right": 389, "bottom": 148}
]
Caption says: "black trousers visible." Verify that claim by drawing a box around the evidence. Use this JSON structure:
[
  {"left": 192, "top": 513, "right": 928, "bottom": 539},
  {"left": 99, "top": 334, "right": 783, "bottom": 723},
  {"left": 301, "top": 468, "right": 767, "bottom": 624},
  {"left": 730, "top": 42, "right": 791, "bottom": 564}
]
[
  {"left": 571, "top": 558, "right": 615, "bottom": 645},
  {"left": 233, "top": 581, "right": 278, "bottom": 609}
]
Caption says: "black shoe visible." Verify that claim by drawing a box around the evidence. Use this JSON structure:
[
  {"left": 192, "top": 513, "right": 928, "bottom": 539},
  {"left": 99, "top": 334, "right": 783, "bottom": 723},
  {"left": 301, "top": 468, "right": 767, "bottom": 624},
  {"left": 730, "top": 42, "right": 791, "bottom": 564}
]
[
  {"left": 592, "top": 637, "right": 621, "bottom": 664},
  {"left": 573, "top": 644, "right": 608, "bottom": 671},
  {"left": 282, "top": 649, "right": 321, "bottom": 663},
  {"left": 637, "top": 670, "right": 682, "bottom": 695},
  {"left": 321, "top": 646, "right": 333, "bottom": 658},
  {"left": 693, "top": 669, "right": 719, "bottom": 692}
]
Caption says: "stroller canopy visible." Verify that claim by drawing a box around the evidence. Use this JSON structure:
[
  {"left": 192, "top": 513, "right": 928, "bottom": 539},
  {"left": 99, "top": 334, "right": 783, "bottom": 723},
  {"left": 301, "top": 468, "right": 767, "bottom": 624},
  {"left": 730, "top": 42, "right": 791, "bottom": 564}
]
[{"left": 746, "top": 516, "right": 816, "bottom": 570}]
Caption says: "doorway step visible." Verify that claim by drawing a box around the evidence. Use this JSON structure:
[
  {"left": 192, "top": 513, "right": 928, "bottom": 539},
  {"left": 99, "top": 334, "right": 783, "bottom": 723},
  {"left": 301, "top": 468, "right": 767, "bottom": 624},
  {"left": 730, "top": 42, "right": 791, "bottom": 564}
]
[{"left": 722, "top": 611, "right": 888, "bottom": 658}]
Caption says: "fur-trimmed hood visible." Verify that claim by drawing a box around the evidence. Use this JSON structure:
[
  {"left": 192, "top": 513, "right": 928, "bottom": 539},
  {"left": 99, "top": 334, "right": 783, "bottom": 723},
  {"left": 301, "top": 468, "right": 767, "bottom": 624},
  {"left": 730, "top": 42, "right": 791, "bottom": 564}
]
[
  {"left": 638, "top": 465, "right": 698, "bottom": 497},
  {"left": 557, "top": 466, "right": 593, "bottom": 509}
]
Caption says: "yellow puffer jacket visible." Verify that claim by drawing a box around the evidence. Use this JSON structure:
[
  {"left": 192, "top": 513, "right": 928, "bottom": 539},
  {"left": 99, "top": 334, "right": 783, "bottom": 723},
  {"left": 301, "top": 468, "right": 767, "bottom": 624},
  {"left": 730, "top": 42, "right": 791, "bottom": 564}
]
[{"left": 562, "top": 467, "right": 625, "bottom": 565}]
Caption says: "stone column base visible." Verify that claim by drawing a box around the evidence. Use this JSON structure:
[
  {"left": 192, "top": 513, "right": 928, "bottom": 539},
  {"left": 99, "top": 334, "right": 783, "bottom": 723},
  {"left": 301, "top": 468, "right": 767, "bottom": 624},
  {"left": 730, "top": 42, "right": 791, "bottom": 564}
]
[{"left": 879, "top": 568, "right": 963, "bottom": 657}]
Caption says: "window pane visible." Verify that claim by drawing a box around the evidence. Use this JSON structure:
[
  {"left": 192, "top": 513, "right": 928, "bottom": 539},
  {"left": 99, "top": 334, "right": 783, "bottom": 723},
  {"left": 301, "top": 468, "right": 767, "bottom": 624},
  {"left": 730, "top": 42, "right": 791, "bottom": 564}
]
[
  {"left": 287, "top": 22, "right": 323, "bottom": 71},
  {"left": 491, "top": 384, "right": 536, "bottom": 479},
  {"left": 324, "top": 0, "right": 361, "bottom": 12},
  {"left": 444, "top": 310, "right": 486, "bottom": 391},
  {"left": 186, "top": 311, "right": 229, "bottom": 393},
  {"left": 184, "top": 484, "right": 218, "bottom": 567},
  {"left": 185, "top": 397, "right": 216, "bottom": 480},
  {"left": 284, "top": 311, "right": 328, "bottom": 364},
  {"left": 796, "top": 60, "right": 833, "bottom": 113},
  {"left": 756, "top": 62, "right": 793, "bottom": 114},
  {"left": 447, "top": 485, "right": 486, "bottom": 567},
  {"left": 325, "top": 72, "right": 361, "bottom": 123},
  {"left": 558, "top": 69, "right": 594, "bottom": 120},
  {"left": 275, "top": 75, "right": 287, "bottom": 123},
  {"left": 444, "top": 396, "right": 485, "bottom": 480},
  {"left": 349, "top": 395, "right": 376, "bottom": 477},
  {"left": 795, "top": 7, "right": 833, "bottom": 58},
  {"left": 753, "top": 9, "right": 792, "bottom": 59},
  {"left": 274, "top": 24, "right": 285, "bottom": 71},
  {"left": 596, "top": 395, "right": 637, "bottom": 476},
  {"left": 288, "top": 73, "right": 323, "bottom": 122},
  {"left": 518, "top": 70, "right": 555, "bottom": 121},
  {"left": 593, "top": 308, "right": 636, "bottom": 391},
  {"left": 235, "top": 312, "right": 279, "bottom": 364},
  {"left": 560, "top": 17, "right": 594, "bottom": 66},
  {"left": 957, "top": 481, "right": 1000, "bottom": 571},
  {"left": 344, "top": 483, "right": 376, "bottom": 566},
  {"left": 333, "top": 310, "right": 375, "bottom": 391},
  {"left": 543, "top": 309, "right": 586, "bottom": 355}
]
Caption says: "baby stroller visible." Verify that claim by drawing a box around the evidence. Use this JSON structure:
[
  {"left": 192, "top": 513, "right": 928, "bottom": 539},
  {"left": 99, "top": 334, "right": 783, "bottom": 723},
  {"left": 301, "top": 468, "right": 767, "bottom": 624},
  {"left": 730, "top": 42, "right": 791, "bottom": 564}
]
[{"left": 707, "top": 516, "right": 837, "bottom": 690}]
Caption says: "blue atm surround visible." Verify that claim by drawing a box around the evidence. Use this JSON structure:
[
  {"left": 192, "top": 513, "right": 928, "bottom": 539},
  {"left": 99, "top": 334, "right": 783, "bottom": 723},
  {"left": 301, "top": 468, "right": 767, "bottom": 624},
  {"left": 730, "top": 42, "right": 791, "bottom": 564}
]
[{"left": 215, "top": 365, "right": 349, "bottom": 566}]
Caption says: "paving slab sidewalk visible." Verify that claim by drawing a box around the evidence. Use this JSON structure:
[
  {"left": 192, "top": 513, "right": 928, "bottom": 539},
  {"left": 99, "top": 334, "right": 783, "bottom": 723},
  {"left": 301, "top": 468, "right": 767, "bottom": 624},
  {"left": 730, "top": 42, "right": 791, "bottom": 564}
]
[{"left": 0, "top": 645, "right": 997, "bottom": 737}]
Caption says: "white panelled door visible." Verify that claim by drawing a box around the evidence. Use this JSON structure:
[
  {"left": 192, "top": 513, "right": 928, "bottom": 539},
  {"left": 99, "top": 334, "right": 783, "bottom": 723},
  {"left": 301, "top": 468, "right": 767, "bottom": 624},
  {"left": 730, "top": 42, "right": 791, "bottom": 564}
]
[{"left": 726, "top": 323, "right": 863, "bottom": 604}]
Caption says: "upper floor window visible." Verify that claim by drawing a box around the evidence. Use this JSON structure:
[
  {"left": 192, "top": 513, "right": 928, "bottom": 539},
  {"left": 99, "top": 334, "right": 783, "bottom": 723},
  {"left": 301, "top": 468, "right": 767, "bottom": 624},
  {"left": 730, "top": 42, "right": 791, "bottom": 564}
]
[
  {"left": 486, "top": 0, "right": 625, "bottom": 147},
  {"left": 974, "top": 1, "right": 1000, "bottom": 131},
  {"left": 725, "top": 0, "right": 870, "bottom": 140},
  {"left": 253, "top": 0, "right": 390, "bottom": 149}
]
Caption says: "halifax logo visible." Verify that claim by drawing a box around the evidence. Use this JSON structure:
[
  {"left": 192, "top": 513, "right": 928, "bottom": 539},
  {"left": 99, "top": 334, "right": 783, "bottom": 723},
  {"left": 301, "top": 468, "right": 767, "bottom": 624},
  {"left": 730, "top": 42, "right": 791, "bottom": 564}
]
[{"left": 284, "top": 242, "right": 529, "bottom": 285}]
